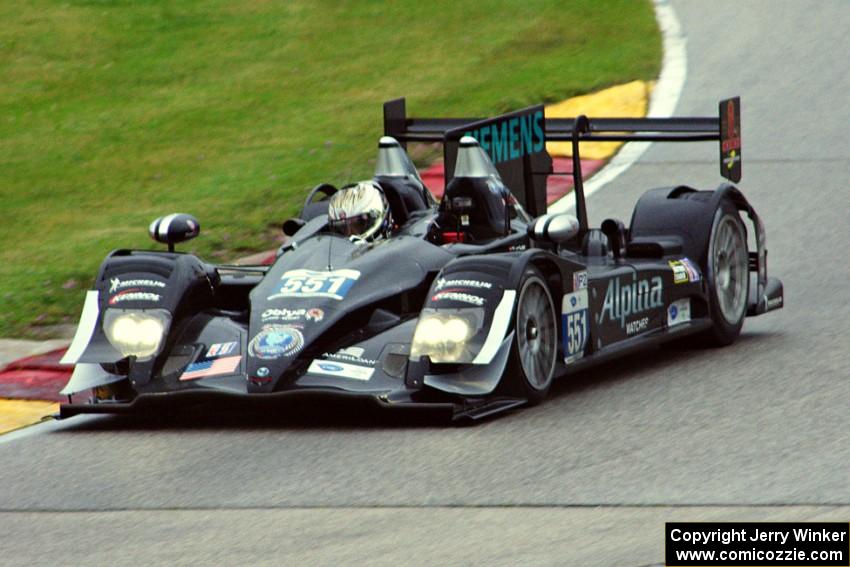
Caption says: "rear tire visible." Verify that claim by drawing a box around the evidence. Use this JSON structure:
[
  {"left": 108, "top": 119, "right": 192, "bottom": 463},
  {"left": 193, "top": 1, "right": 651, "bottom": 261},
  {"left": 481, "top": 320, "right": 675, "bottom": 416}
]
[
  {"left": 700, "top": 200, "right": 749, "bottom": 346},
  {"left": 501, "top": 266, "right": 558, "bottom": 404}
]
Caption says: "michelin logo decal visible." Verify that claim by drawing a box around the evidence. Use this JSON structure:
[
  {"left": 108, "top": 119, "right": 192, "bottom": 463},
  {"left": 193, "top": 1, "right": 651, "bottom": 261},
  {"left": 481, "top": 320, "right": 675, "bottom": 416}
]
[
  {"left": 435, "top": 278, "right": 493, "bottom": 291},
  {"left": 109, "top": 278, "right": 166, "bottom": 293}
]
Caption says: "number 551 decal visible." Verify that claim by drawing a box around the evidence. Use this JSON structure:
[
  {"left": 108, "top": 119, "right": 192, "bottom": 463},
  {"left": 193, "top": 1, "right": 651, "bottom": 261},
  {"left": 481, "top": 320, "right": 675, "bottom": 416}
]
[
  {"left": 268, "top": 269, "right": 361, "bottom": 301},
  {"left": 562, "top": 289, "right": 588, "bottom": 364}
]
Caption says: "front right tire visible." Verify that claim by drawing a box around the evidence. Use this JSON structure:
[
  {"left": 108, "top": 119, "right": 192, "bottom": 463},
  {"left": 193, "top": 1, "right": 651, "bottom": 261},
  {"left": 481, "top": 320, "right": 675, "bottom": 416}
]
[{"left": 501, "top": 266, "right": 558, "bottom": 404}]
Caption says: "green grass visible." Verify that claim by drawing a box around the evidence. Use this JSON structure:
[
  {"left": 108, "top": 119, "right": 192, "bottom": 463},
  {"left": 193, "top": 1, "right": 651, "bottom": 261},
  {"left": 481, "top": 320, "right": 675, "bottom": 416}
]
[{"left": 0, "top": 0, "right": 660, "bottom": 337}]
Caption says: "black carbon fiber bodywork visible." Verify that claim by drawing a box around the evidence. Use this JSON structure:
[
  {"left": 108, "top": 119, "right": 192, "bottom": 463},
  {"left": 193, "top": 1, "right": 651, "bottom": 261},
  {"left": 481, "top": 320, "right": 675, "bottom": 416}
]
[{"left": 59, "top": 97, "right": 783, "bottom": 421}]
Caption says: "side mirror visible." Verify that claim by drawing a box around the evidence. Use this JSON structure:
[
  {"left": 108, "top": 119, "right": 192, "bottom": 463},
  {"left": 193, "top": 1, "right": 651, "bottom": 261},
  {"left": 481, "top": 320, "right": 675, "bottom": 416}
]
[
  {"left": 148, "top": 213, "right": 200, "bottom": 252},
  {"left": 528, "top": 213, "right": 580, "bottom": 244},
  {"left": 282, "top": 217, "right": 306, "bottom": 237}
]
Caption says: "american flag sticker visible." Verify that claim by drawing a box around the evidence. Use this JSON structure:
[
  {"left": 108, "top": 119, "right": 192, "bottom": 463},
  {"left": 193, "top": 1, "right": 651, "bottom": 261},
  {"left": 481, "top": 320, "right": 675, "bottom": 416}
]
[
  {"left": 206, "top": 341, "right": 237, "bottom": 358},
  {"left": 179, "top": 355, "right": 241, "bottom": 381}
]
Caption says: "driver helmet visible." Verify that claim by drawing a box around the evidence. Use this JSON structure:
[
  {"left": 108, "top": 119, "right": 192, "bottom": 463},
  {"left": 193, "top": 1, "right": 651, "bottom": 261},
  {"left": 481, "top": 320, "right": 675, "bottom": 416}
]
[{"left": 327, "top": 180, "right": 392, "bottom": 241}]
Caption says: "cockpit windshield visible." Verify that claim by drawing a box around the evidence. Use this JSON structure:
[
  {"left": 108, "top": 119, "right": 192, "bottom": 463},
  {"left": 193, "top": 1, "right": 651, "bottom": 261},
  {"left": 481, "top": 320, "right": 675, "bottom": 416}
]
[{"left": 375, "top": 136, "right": 424, "bottom": 182}]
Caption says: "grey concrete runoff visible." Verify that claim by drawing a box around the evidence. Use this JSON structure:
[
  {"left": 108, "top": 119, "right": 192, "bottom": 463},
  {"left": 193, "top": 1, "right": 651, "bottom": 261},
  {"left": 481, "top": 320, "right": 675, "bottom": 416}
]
[
  {"left": 1, "top": 1, "right": 849, "bottom": 566},
  {"left": 0, "top": 339, "right": 70, "bottom": 369},
  {"left": 2, "top": 506, "right": 849, "bottom": 567}
]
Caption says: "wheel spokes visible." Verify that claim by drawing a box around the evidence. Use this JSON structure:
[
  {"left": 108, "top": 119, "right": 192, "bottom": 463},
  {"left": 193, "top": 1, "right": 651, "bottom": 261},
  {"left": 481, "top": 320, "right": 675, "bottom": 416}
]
[
  {"left": 714, "top": 215, "right": 748, "bottom": 324},
  {"left": 517, "top": 280, "right": 556, "bottom": 390}
]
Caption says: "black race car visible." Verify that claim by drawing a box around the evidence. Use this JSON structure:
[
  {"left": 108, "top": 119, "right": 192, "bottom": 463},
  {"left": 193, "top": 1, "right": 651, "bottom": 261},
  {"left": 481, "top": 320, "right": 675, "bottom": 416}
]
[{"left": 59, "top": 97, "right": 783, "bottom": 420}]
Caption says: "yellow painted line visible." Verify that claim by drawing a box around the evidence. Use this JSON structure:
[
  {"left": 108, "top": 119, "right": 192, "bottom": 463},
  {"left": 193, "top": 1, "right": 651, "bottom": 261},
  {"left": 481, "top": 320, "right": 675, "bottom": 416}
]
[
  {"left": 546, "top": 80, "right": 653, "bottom": 160},
  {"left": 0, "top": 399, "right": 58, "bottom": 435}
]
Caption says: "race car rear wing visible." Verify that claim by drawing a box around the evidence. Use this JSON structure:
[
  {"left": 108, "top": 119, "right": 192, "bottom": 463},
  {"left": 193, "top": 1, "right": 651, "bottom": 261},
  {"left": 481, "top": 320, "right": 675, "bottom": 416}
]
[{"left": 383, "top": 97, "right": 742, "bottom": 225}]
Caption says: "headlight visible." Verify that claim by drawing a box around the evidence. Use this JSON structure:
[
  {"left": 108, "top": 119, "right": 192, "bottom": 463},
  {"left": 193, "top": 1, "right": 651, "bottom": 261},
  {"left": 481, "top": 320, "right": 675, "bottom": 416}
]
[
  {"left": 103, "top": 309, "right": 171, "bottom": 360},
  {"left": 410, "top": 308, "right": 482, "bottom": 363}
]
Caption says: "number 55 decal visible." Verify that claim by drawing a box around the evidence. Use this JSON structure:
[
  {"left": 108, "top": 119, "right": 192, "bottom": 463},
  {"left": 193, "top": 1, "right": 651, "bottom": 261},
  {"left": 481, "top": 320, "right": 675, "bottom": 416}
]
[{"left": 562, "top": 289, "right": 588, "bottom": 364}]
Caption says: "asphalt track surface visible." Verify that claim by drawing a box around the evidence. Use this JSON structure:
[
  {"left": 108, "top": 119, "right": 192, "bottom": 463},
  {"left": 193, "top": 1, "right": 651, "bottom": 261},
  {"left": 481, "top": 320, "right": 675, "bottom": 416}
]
[{"left": 2, "top": 2, "right": 849, "bottom": 565}]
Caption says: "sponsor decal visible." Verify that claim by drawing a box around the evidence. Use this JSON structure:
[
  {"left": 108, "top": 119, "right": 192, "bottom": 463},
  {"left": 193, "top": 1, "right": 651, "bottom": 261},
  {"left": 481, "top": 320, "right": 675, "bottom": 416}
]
[
  {"left": 435, "top": 278, "right": 493, "bottom": 291},
  {"left": 669, "top": 261, "right": 689, "bottom": 284},
  {"left": 724, "top": 149, "right": 740, "bottom": 172},
  {"left": 206, "top": 341, "right": 237, "bottom": 358},
  {"left": 108, "top": 290, "right": 161, "bottom": 305},
  {"left": 307, "top": 359, "right": 374, "bottom": 381},
  {"left": 431, "top": 290, "right": 485, "bottom": 306},
  {"left": 598, "top": 276, "right": 663, "bottom": 328},
  {"left": 324, "top": 346, "right": 377, "bottom": 366},
  {"left": 681, "top": 258, "right": 700, "bottom": 282},
  {"left": 562, "top": 289, "right": 588, "bottom": 364},
  {"left": 261, "top": 307, "right": 326, "bottom": 323},
  {"left": 268, "top": 269, "right": 360, "bottom": 301},
  {"left": 179, "top": 355, "right": 241, "bottom": 381},
  {"left": 722, "top": 101, "right": 741, "bottom": 152},
  {"left": 767, "top": 296, "right": 783, "bottom": 309},
  {"left": 626, "top": 317, "right": 650, "bottom": 335},
  {"left": 262, "top": 308, "right": 304, "bottom": 321},
  {"left": 669, "top": 259, "right": 701, "bottom": 284},
  {"left": 572, "top": 270, "right": 588, "bottom": 291},
  {"left": 464, "top": 109, "right": 545, "bottom": 165},
  {"left": 507, "top": 244, "right": 527, "bottom": 251},
  {"left": 667, "top": 298, "right": 692, "bottom": 328},
  {"left": 109, "top": 277, "right": 165, "bottom": 293},
  {"left": 248, "top": 325, "right": 304, "bottom": 360}
]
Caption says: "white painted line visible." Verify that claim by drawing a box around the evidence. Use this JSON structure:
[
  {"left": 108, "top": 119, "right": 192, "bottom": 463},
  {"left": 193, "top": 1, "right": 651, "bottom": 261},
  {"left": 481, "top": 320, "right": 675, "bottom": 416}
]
[
  {"left": 647, "top": 0, "right": 688, "bottom": 119},
  {"left": 548, "top": 0, "right": 688, "bottom": 213}
]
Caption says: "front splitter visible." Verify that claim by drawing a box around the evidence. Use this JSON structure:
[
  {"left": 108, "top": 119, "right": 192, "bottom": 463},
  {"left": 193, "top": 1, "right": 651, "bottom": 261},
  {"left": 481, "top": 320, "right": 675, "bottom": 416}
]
[
  {"left": 58, "top": 386, "right": 526, "bottom": 421},
  {"left": 58, "top": 387, "right": 454, "bottom": 420}
]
